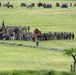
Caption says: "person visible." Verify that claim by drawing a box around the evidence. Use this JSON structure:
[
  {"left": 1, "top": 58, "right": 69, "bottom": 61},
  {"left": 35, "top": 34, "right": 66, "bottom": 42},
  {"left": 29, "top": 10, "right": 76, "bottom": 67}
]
[
  {"left": 0, "top": 2, "right": 1, "bottom": 7},
  {"left": 71, "top": 32, "right": 74, "bottom": 39},
  {"left": 70, "top": 3, "right": 72, "bottom": 7},
  {"left": 35, "top": 37, "right": 39, "bottom": 46},
  {"left": 32, "top": 35, "right": 35, "bottom": 42}
]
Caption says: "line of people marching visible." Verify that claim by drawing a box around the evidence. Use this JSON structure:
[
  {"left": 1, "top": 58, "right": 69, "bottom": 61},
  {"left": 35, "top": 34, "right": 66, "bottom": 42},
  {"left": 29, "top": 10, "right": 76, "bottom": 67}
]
[
  {"left": 0, "top": 2, "right": 76, "bottom": 8},
  {"left": 33, "top": 29, "right": 74, "bottom": 41},
  {"left": 0, "top": 25, "right": 75, "bottom": 41}
]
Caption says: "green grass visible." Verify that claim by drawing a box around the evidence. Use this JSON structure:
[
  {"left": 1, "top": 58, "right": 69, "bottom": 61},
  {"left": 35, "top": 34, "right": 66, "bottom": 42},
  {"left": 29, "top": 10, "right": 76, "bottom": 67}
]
[
  {"left": 0, "top": 70, "right": 76, "bottom": 75},
  {"left": 0, "top": 0, "right": 76, "bottom": 33},
  {"left": 0, "top": 44, "right": 73, "bottom": 71},
  {"left": 0, "top": 0, "right": 76, "bottom": 72},
  {"left": 0, "top": 39, "right": 76, "bottom": 50}
]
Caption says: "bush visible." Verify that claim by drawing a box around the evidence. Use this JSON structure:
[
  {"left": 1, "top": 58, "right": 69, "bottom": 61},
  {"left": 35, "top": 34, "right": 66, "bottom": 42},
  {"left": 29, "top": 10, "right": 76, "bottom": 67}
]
[
  {"left": 0, "top": 70, "right": 76, "bottom": 75},
  {"left": 39, "top": 70, "right": 56, "bottom": 75}
]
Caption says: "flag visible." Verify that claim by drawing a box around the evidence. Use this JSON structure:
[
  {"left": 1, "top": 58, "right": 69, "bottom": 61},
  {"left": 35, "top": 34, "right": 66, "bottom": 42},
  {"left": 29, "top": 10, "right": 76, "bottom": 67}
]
[{"left": 2, "top": 20, "right": 5, "bottom": 28}]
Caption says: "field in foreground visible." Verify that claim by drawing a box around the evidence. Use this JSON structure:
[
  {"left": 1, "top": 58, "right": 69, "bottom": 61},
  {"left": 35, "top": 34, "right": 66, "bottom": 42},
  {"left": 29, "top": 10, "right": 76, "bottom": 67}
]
[{"left": 0, "top": 44, "right": 73, "bottom": 71}]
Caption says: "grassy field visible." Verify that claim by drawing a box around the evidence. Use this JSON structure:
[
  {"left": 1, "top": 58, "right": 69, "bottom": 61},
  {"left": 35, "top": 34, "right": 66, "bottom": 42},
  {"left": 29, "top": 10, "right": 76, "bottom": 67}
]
[
  {"left": 0, "top": 44, "right": 73, "bottom": 71},
  {"left": 0, "top": 0, "right": 76, "bottom": 33},
  {"left": 0, "top": 0, "right": 76, "bottom": 73}
]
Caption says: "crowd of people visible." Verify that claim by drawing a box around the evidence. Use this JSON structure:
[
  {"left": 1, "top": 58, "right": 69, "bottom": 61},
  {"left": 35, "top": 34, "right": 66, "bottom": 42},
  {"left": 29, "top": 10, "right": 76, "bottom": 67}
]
[
  {"left": 36, "top": 31, "right": 75, "bottom": 41},
  {"left": 0, "top": 26, "right": 30, "bottom": 40},
  {"left": 0, "top": 25, "right": 75, "bottom": 42},
  {"left": 0, "top": 2, "right": 76, "bottom": 8},
  {"left": 0, "top": 2, "right": 13, "bottom": 8}
]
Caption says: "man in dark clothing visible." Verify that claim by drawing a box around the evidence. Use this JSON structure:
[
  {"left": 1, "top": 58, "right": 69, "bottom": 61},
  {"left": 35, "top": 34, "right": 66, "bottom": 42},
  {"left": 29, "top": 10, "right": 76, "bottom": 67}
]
[
  {"left": 27, "top": 26, "right": 30, "bottom": 32},
  {"left": 71, "top": 32, "right": 74, "bottom": 39},
  {"left": 0, "top": 2, "right": 1, "bottom": 7},
  {"left": 36, "top": 37, "right": 39, "bottom": 46},
  {"left": 70, "top": 3, "right": 72, "bottom": 7}
]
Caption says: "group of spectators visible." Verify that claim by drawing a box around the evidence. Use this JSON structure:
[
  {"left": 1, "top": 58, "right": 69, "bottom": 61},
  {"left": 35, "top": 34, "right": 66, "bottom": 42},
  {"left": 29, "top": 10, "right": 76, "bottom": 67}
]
[
  {"left": 36, "top": 31, "right": 74, "bottom": 41},
  {"left": 0, "top": 25, "right": 75, "bottom": 41},
  {"left": 0, "top": 26, "right": 29, "bottom": 40}
]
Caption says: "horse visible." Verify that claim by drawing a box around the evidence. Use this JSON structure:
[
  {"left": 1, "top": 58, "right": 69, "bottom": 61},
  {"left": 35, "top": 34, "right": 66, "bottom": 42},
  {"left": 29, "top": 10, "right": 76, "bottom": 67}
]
[
  {"left": 61, "top": 3, "right": 68, "bottom": 8},
  {"left": 5, "top": 2, "right": 13, "bottom": 8},
  {"left": 43, "top": 3, "right": 52, "bottom": 8},
  {"left": 27, "top": 4, "right": 33, "bottom": 8},
  {"left": 56, "top": 2, "right": 60, "bottom": 7},
  {"left": 20, "top": 3, "right": 27, "bottom": 7},
  {"left": 31, "top": 3, "right": 35, "bottom": 7},
  {"left": 73, "top": 2, "right": 76, "bottom": 7},
  {"left": 6, "top": 4, "right": 13, "bottom": 8},
  {"left": 37, "top": 2, "right": 43, "bottom": 7}
]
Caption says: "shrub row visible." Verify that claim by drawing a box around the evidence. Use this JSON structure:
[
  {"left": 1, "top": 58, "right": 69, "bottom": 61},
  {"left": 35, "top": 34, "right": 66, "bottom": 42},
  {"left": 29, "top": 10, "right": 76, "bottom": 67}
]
[{"left": 0, "top": 70, "right": 76, "bottom": 75}]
